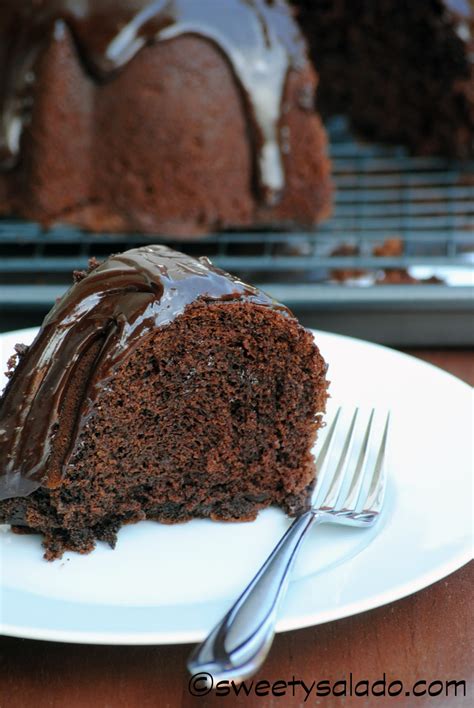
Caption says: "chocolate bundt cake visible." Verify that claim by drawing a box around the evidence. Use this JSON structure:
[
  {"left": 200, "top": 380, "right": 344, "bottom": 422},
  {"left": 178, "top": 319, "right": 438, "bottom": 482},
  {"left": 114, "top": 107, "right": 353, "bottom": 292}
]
[
  {"left": 292, "top": 0, "right": 474, "bottom": 158},
  {"left": 0, "top": 246, "right": 329, "bottom": 559},
  {"left": 0, "top": 0, "right": 332, "bottom": 235}
]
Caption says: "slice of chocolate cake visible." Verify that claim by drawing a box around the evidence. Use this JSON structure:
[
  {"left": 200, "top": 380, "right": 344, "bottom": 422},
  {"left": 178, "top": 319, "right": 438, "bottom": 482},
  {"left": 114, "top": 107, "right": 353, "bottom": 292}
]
[{"left": 0, "top": 246, "right": 328, "bottom": 559}]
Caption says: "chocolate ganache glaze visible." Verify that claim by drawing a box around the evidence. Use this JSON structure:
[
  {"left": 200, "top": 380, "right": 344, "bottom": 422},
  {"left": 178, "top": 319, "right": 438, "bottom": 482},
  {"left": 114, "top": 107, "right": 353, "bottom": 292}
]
[
  {"left": 0, "top": 0, "right": 307, "bottom": 203},
  {"left": 0, "top": 245, "right": 288, "bottom": 501}
]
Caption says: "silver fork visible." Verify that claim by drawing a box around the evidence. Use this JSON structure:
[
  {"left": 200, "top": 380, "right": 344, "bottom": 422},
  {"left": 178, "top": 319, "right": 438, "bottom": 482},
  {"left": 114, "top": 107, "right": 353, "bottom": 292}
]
[{"left": 187, "top": 408, "right": 390, "bottom": 683}]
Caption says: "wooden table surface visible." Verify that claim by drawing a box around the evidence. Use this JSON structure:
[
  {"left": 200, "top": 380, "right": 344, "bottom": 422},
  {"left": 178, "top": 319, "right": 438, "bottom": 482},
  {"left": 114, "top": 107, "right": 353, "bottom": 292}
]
[{"left": 1, "top": 349, "right": 472, "bottom": 708}]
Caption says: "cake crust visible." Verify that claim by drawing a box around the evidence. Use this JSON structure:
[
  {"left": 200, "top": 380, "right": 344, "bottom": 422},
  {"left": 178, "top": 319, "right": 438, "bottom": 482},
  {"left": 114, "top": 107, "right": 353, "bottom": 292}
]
[{"left": 0, "top": 0, "right": 332, "bottom": 234}]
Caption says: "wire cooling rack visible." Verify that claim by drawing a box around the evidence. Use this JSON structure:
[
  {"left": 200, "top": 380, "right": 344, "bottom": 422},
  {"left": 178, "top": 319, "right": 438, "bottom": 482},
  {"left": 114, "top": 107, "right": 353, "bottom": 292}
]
[{"left": 1, "top": 117, "right": 473, "bottom": 345}]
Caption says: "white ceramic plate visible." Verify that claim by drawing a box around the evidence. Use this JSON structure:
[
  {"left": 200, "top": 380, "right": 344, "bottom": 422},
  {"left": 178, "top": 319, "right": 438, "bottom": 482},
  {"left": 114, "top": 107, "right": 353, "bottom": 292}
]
[{"left": 0, "top": 327, "right": 472, "bottom": 645}]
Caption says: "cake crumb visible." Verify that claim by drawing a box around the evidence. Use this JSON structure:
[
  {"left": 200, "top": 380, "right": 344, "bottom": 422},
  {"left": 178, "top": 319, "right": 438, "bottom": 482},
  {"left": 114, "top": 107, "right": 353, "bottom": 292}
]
[
  {"left": 73, "top": 257, "right": 101, "bottom": 283},
  {"left": 5, "top": 343, "right": 30, "bottom": 378}
]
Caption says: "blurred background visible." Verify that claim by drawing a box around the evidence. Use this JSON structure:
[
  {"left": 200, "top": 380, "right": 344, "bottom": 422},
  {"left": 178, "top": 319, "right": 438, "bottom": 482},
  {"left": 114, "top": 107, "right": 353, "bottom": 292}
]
[
  {"left": 2, "top": 115, "right": 472, "bottom": 344},
  {"left": 1, "top": 1, "right": 473, "bottom": 345}
]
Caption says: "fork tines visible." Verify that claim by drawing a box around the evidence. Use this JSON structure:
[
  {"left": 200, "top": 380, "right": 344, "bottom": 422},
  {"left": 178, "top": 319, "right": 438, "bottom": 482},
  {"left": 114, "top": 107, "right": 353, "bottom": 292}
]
[{"left": 313, "top": 407, "right": 390, "bottom": 524}]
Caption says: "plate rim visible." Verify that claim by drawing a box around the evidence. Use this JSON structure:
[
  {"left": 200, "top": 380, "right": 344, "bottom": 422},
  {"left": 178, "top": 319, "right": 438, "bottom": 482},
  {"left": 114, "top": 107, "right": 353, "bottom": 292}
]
[
  {"left": 0, "top": 326, "right": 472, "bottom": 645},
  {"left": 1, "top": 556, "right": 471, "bottom": 646}
]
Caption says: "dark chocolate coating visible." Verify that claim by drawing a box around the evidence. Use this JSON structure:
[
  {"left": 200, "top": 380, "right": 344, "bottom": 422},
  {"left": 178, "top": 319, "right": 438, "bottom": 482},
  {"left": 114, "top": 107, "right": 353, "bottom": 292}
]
[{"left": 0, "top": 246, "right": 288, "bottom": 501}]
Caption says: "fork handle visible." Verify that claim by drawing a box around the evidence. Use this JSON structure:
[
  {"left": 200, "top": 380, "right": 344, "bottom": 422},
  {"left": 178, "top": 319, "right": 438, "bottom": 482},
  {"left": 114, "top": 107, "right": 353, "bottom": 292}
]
[{"left": 187, "top": 509, "right": 319, "bottom": 683}]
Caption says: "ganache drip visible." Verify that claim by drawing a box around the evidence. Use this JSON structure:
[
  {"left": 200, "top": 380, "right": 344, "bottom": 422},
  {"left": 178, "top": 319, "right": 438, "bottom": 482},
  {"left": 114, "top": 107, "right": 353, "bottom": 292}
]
[
  {"left": 0, "top": 245, "right": 288, "bottom": 501},
  {"left": 0, "top": 0, "right": 308, "bottom": 203}
]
